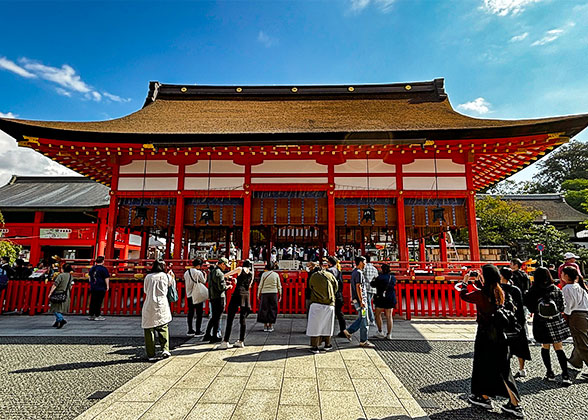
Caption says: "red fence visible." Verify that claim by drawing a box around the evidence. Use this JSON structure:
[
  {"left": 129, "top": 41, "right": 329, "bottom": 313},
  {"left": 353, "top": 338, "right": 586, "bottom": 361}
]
[{"left": 0, "top": 274, "right": 477, "bottom": 319}]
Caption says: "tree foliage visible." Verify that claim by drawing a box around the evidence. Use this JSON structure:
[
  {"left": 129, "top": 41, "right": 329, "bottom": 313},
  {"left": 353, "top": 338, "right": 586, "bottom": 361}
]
[
  {"left": 0, "top": 211, "right": 21, "bottom": 263},
  {"left": 561, "top": 178, "right": 588, "bottom": 213},
  {"left": 474, "top": 196, "right": 540, "bottom": 247},
  {"left": 523, "top": 224, "right": 577, "bottom": 265}
]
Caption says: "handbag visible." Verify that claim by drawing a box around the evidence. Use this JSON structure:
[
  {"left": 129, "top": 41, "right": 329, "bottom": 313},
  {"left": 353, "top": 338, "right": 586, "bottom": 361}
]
[
  {"left": 167, "top": 274, "right": 179, "bottom": 303},
  {"left": 50, "top": 274, "right": 73, "bottom": 304},
  {"left": 188, "top": 269, "right": 208, "bottom": 304}
]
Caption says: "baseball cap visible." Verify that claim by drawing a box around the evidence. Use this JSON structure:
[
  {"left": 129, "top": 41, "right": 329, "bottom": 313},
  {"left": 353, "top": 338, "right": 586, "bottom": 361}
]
[
  {"left": 563, "top": 252, "right": 580, "bottom": 260},
  {"left": 218, "top": 257, "right": 229, "bottom": 265}
]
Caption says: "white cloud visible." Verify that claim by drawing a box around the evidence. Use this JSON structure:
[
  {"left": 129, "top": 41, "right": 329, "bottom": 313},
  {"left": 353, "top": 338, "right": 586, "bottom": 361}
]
[
  {"left": 457, "top": 97, "right": 491, "bottom": 115},
  {"left": 257, "top": 31, "right": 278, "bottom": 48},
  {"left": 0, "top": 111, "right": 17, "bottom": 119},
  {"left": 349, "top": 0, "right": 396, "bottom": 13},
  {"left": 531, "top": 23, "right": 574, "bottom": 46},
  {"left": 0, "top": 57, "right": 36, "bottom": 78},
  {"left": 0, "top": 56, "right": 129, "bottom": 103},
  {"left": 510, "top": 32, "right": 529, "bottom": 42},
  {"left": 482, "top": 0, "right": 541, "bottom": 16},
  {"left": 55, "top": 87, "right": 72, "bottom": 97},
  {"left": 0, "top": 130, "right": 78, "bottom": 187},
  {"left": 102, "top": 91, "right": 131, "bottom": 103}
]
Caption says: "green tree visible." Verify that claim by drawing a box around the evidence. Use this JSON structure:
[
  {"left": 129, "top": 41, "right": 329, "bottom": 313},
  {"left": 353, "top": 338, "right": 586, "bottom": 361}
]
[
  {"left": 561, "top": 178, "right": 588, "bottom": 213},
  {"left": 473, "top": 196, "right": 540, "bottom": 248},
  {"left": 526, "top": 140, "right": 588, "bottom": 193},
  {"left": 524, "top": 224, "right": 575, "bottom": 265},
  {"left": 0, "top": 211, "right": 21, "bottom": 263}
]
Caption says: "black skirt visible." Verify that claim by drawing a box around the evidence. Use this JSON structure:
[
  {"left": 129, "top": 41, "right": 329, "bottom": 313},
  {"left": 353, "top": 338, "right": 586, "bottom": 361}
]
[
  {"left": 257, "top": 293, "right": 279, "bottom": 324},
  {"left": 471, "top": 324, "right": 520, "bottom": 400}
]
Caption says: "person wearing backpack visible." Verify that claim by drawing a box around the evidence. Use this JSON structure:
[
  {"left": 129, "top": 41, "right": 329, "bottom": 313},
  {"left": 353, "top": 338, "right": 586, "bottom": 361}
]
[
  {"left": 370, "top": 263, "right": 397, "bottom": 340},
  {"left": 184, "top": 258, "right": 207, "bottom": 337},
  {"left": 524, "top": 267, "right": 571, "bottom": 385},
  {"left": 561, "top": 266, "right": 588, "bottom": 374},
  {"left": 458, "top": 264, "right": 523, "bottom": 418},
  {"left": 499, "top": 267, "right": 531, "bottom": 378},
  {"left": 48, "top": 263, "right": 74, "bottom": 329},
  {"left": 88, "top": 256, "right": 110, "bottom": 321}
]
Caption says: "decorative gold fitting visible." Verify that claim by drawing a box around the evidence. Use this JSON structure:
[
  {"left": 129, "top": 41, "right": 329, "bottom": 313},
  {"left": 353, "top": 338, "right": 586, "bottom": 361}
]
[
  {"left": 348, "top": 86, "right": 354, "bottom": 92},
  {"left": 180, "top": 87, "right": 187, "bottom": 92},
  {"left": 236, "top": 87, "right": 242, "bottom": 93},
  {"left": 21, "top": 136, "right": 40, "bottom": 145},
  {"left": 291, "top": 87, "right": 298, "bottom": 93},
  {"left": 405, "top": 85, "right": 412, "bottom": 90},
  {"left": 142, "top": 144, "right": 155, "bottom": 149}
]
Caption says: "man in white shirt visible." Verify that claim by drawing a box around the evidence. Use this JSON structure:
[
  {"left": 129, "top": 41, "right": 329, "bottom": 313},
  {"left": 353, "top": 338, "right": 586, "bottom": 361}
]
[
  {"left": 184, "top": 258, "right": 207, "bottom": 337},
  {"left": 363, "top": 254, "right": 378, "bottom": 325}
]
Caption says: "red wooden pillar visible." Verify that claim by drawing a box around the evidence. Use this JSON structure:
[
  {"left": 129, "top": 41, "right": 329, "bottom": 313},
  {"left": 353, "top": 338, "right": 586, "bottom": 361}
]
[
  {"left": 396, "top": 196, "right": 409, "bottom": 265},
  {"left": 173, "top": 195, "right": 184, "bottom": 259},
  {"left": 419, "top": 238, "right": 426, "bottom": 265},
  {"left": 242, "top": 190, "right": 251, "bottom": 260},
  {"left": 466, "top": 192, "right": 480, "bottom": 261},
  {"left": 140, "top": 230, "right": 149, "bottom": 259},
  {"left": 29, "top": 211, "right": 43, "bottom": 264},
  {"left": 328, "top": 190, "right": 336, "bottom": 255},
  {"left": 164, "top": 227, "right": 172, "bottom": 259},
  {"left": 104, "top": 194, "right": 118, "bottom": 260},
  {"left": 439, "top": 231, "right": 448, "bottom": 262},
  {"left": 96, "top": 208, "right": 108, "bottom": 258}
]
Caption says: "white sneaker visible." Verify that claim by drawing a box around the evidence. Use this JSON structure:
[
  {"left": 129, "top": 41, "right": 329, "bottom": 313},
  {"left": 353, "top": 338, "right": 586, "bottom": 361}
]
[
  {"left": 233, "top": 340, "right": 245, "bottom": 348},
  {"left": 263, "top": 326, "right": 268, "bottom": 332},
  {"left": 386, "top": 334, "right": 392, "bottom": 340},
  {"left": 268, "top": 327, "right": 274, "bottom": 332},
  {"left": 218, "top": 341, "right": 231, "bottom": 350},
  {"left": 161, "top": 351, "right": 171, "bottom": 358},
  {"left": 375, "top": 331, "right": 386, "bottom": 339},
  {"left": 94, "top": 316, "right": 106, "bottom": 321},
  {"left": 514, "top": 369, "right": 527, "bottom": 378},
  {"left": 359, "top": 340, "right": 375, "bottom": 348}
]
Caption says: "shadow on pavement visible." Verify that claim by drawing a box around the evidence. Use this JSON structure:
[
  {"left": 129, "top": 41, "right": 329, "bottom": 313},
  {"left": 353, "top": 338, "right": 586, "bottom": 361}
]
[
  {"left": 10, "top": 358, "right": 146, "bottom": 374},
  {"left": 428, "top": 407, "right": 505, "bottom": 420},
  {"left": 447, "top": 351, "right": 474, "bottom": 359}
]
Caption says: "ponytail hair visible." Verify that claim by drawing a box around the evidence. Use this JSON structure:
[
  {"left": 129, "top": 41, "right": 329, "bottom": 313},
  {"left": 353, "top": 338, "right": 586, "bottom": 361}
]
[
  {"left": 563, "top": 266, "right": 587, "bottom": 291},
  {"left": 482, "top": 264, "right": 505, "bottom": 306}
]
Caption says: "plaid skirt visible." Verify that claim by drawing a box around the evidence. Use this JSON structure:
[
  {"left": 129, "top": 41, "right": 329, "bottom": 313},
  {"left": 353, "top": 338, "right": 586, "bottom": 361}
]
[{"left": 533, "top": 315, "right": 571, "bottom": 344}]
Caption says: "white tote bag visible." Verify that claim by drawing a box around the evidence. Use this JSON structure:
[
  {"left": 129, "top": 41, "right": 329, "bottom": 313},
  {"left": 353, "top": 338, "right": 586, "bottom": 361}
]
[{"left": 188, "top": 269, "right": 209, "bottom": 304}]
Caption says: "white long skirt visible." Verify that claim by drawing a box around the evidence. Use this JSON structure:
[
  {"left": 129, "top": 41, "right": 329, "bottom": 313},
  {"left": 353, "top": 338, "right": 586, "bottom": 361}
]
[{"left": 306, "top": 303, "right": 335, "bottom": 337}]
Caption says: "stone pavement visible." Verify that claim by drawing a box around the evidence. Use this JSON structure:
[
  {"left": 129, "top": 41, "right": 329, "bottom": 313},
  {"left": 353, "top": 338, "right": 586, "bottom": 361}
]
[{"left": 64, "top": 317, "right": 430, "bottom": 420}]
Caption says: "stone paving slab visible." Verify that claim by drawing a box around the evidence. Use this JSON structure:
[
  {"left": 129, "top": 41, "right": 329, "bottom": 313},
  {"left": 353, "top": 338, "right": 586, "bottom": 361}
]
[{"left": 72, "top": 317, "right": 430, "bottom": 420}]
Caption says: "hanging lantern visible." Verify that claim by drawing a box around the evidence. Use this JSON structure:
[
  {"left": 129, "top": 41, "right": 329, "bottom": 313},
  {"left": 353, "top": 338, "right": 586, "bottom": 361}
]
[
  {"left": 361, "top": 206, "right": 377, "bottom": 223},
  {"left": 199, "top": 207, "right": 215, "bottom": 223},
  {"left": 135, "top": 206, "right": 149, "bottom": 220},
  {"left": 432, "top": 206, "right": 445, "bottom": 223}
]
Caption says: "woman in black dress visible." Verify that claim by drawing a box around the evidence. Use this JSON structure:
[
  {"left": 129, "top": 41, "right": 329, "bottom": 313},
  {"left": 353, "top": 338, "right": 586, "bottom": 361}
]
[
  {"left": 524, "top": 267, "right": 571, "bottom": 385},
  {"left": 459, "top": 264, "right": 523, "bottom": 418},
  {"left": 499, "top": 267, "right": 532, "bottom": 378},
  {"left": 370, "top": 263, "right": 397, "bottom": 340},
  {"left": 219, "top": 260, "right": 254, "bottom": 349}
]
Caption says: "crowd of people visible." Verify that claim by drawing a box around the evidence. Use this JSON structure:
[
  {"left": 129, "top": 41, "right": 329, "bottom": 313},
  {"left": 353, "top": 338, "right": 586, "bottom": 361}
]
[
  {"left": 2, "top": 249, "right": 587, "bottom": 419},
  {"left": 457, "top": 252, "right": 588, "bottom": 418}
]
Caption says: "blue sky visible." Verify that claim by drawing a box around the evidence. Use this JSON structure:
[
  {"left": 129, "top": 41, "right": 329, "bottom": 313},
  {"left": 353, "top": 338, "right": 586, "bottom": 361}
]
[{"left": 1, "top": 0, "right": 587, "bottom": 184}]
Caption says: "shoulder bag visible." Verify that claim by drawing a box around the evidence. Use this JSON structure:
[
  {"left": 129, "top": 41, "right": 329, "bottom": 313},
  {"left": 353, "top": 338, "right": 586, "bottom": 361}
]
[
  {"left": 189, "top": 269, "right": 208, "bottom": 304},
  {"left": 49, "top": 274, "right": 73, "bottom": 304},
  {"left": 167, "top": 274, "right": 179, "bottom": 303}
]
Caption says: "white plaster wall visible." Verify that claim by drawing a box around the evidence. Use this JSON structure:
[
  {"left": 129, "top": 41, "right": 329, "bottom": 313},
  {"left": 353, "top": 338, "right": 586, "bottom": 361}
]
[
  {"left": 250, "top": 177, "right": 327, "bottom": 184},
  {"left": 402, "top": 176, "right": 467, "bottom": 190},
  {"left": 334, "top": 177, "right": 396, "bottom": 190},
  {"left": 335, "top": 160, "right": 396, "bottom": 174},
  {"left": 251, "top": 160, "right": 328, "bottom": 174},
  {"left": 185, "top": 161, "right": 245, "bottom": 174},
  {"left": 119, "top": 160, "right": 178, "bottom": 174},
  {"left": 118, "top": 177, "right": 178, "bottom": 191},
  {"left": 403, "top": 159, "right": 465, "bottom": 173},
  {"left": 185, "top": 177, "right": 244, "bottom": 190}
]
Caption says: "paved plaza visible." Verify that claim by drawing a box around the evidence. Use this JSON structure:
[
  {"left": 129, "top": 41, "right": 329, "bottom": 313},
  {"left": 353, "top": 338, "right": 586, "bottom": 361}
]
[{"left": 1, "top": 315, "right": 586, "bottom": 420}]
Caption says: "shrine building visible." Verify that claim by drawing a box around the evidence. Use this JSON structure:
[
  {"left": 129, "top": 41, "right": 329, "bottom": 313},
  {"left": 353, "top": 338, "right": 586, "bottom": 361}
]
[{"left": 1, "top": 79, "right": 587, "bottom": 264}]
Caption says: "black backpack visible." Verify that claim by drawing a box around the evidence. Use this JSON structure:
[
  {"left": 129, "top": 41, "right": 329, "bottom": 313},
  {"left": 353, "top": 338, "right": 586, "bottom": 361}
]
[
  {"left": 493, "top": 294, "right": 521, "bottom": 342},
  {"left": 537, "top": 296, "right": 559, "bottom": 319}
]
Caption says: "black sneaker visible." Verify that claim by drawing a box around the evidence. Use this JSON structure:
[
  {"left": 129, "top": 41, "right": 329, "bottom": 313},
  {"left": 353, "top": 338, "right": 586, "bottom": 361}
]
[
  {"left": 187, "top": 331, "right": 196, "bottom": 337},
  {"left": 309, "top": 347, "right": 320, "bottom": 354},
  {"left": 202, "top": 334, "right": 212, "bottom": 341},
  {"left": 502, "top": 402, "right": 525, "bottom": 418},
  {"left": 52, "top": 322, "right": 59, "bottom": 328},
  {"left": 194, "top": 331, "right": 205, "bottom": 337},
  {"left": 323, "top": 344, "right": 334, "bottom": 351},
  {"left": 544, "top": 371, "right": 556, "bottom": 382},
  {"left": 209, "top": 337, "right": 222, "bottom": 344},
  {"left": 561, "top": 376, "right": 572, "bottom": 386},
  {"left": 467, "top": 394, "right": 493, "bottom": 410}
]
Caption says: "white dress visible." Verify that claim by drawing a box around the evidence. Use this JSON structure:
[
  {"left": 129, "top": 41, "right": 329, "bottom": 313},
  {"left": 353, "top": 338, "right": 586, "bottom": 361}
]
[{"left": 142, "top": 272, "right": 175, "bottom": 329}]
